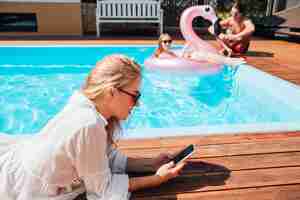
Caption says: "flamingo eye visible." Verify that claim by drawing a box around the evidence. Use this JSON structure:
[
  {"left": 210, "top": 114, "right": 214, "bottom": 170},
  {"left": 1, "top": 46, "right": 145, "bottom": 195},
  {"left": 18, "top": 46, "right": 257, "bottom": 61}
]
[{"left": 205, "top": 7, "right": 210, "bottom": 12}]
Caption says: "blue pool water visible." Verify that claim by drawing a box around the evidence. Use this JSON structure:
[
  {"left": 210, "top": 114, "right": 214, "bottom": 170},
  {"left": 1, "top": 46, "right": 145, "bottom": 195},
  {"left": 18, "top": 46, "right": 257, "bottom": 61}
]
[{"left": 1, "top": 45, "right": 300, "bottom": 138}]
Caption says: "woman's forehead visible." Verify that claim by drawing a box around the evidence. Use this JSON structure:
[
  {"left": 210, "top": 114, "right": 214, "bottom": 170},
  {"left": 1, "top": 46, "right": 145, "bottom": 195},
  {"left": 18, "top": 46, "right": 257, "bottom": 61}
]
[
  {"left": 125, "top": 77, "right": 141, "bottom": 90},
  {"left": 162, "top": 36, "right": 171, "bottom": 40}
]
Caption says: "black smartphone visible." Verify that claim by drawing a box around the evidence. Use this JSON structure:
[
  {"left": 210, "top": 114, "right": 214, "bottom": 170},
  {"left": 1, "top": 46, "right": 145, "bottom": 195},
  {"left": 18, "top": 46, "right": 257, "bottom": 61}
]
[{"left": 172, "top": 144, "right": 195, "bottom": 164}]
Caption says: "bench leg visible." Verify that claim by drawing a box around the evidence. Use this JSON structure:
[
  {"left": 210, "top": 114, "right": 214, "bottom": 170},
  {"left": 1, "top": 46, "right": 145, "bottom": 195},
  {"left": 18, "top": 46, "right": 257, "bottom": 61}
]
[
  {"left": 160, "top": 10, "right": 164, "bottom": 35},
  {"left": 96, "top": 20, "right": 100, "bottom": 37}
]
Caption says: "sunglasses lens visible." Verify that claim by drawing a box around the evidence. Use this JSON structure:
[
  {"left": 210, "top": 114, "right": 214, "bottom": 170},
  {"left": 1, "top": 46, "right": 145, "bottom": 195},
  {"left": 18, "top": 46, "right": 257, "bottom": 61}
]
[
  {"left": 163, "top": 40, "right": 172, "bottom": 44},
  {"left": 134, "top": 92, "right": 141, "bottom": 104}
]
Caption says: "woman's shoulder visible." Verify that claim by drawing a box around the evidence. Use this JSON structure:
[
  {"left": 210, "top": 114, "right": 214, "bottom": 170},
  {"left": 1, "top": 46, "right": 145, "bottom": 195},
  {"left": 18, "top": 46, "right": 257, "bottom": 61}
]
[
  {"left": 153, "top": 48, "right": 162, "bottom": 58},
  {"left": 52, "top": 92, "right": 106, "bottom": 135},
  {"left": 68, "top": 91, "right": 104, "bottom": 121}
]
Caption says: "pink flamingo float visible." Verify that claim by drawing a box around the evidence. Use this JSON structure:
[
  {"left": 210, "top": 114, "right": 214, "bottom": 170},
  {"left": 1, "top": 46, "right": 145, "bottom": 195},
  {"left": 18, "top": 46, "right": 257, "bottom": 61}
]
[{"left": 144, "top": 5, "right": 245, "bottom": 74}]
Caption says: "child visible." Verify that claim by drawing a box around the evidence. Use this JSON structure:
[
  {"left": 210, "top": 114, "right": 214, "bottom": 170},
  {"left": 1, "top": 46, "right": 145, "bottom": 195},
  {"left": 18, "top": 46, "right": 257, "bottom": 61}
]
[
  {"left": 154, "top": 33, "right": 177, "bottom": 58},
  {"left": 209, "top": 0, "right": 255, "bottom": 56}
]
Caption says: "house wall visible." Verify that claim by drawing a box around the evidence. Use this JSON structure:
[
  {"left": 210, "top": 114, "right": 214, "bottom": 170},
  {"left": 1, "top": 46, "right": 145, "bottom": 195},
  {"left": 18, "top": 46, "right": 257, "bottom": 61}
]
[{"left": 0, "top": 2, "right": 82, "bottom": 36}]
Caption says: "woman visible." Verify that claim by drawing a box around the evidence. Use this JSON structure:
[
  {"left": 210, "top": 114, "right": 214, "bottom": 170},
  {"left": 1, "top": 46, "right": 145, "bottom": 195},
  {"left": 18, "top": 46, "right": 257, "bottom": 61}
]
[
  {"left": 154, "top": 33, "right": 177, "bottom": 58},
  {"left": 0, "top": 55, "right": 185, "bottom": 200}
]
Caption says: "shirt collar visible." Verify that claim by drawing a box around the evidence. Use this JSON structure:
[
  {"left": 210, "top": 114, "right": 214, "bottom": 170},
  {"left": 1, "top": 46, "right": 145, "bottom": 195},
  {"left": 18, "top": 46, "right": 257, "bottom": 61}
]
[{"left": 71, "top": 90, "right": 108, "bottom": 126}]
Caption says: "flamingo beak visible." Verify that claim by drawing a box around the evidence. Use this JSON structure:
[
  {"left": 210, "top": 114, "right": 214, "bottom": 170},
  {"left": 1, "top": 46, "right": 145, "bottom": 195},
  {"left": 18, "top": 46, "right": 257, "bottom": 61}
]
[{"left": 213, "top": 18, "right": 222, "bottom": 36}]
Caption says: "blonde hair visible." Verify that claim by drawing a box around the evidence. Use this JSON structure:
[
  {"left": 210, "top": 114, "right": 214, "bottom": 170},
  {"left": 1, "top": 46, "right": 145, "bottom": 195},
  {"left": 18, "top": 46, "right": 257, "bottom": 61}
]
[
  {"left": 82, "top": 54, "right": 141, "bottom": 144},
  {"left": 154, "top": 33, "right": 172, "bottom": 58}
]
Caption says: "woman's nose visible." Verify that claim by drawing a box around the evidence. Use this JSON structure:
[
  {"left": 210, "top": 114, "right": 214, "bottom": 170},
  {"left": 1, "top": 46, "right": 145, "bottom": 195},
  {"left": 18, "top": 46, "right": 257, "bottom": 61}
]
[{"left": 135, "top": 101, "right": 140, "bottom": 107}]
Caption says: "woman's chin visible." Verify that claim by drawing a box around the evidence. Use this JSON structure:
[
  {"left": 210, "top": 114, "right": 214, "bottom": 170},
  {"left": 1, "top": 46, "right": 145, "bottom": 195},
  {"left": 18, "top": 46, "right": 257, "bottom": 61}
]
[{"left": 119, "top": 113, "right": 130, "bottom": 120}]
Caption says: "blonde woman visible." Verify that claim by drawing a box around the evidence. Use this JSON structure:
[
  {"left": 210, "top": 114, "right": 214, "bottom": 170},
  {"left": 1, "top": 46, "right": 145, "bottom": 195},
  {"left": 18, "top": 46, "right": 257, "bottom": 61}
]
[
  {"left": 154, "top": 33, "right": 177, "bottom": 58},
  {"left": 0, "top": 55, "right": 185, "bottom": 200}
]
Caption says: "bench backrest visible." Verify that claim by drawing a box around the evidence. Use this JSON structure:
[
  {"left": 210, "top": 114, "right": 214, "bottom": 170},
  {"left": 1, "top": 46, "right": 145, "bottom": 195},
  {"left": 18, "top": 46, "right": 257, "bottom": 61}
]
[{"left": 97, "top": 0, "right": 161, "bottom": 19}]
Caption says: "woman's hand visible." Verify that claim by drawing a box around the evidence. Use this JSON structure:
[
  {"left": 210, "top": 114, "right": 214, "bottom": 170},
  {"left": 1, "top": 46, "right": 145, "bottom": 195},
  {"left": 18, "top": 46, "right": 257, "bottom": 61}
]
[
  {"left": 128, "top": 161, "right": 185, "bottom": 192},
  {"left": 155, "top": 161, "right": 186, "bottom": 183},
  {"left": 152, "top": 153, "right": 173, "bottom": 171}
]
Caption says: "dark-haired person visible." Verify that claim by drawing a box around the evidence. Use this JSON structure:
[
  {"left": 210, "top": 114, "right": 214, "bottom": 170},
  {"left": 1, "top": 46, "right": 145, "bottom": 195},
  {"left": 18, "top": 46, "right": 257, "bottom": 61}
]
[{"left": 209, "top": 1, "right": 255, "bottom": 56}]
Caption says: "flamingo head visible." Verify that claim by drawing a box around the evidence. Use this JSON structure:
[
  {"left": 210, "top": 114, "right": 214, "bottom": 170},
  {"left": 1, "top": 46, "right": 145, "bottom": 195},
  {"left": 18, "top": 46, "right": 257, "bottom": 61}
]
[{"left": 198, "top": 5, "right": 218, "bottom": 24}]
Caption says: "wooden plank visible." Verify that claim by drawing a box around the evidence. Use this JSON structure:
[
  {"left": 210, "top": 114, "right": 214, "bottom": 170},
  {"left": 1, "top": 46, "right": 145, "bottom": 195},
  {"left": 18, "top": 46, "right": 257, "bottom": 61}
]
[
  {"left": 118, "top": 132, "right": 300, "bottom": 149},
  {"left": 133, "top": 166, "right": 300, "bottom": 197},
  {"left": 185, "top": 152, "right": 300, "bottom": 173},
  {"left": 120, "top": 137, "right": 300, "bottom": 158},
  {"left": 120, "top": 133, "right": 300, "bottom": 150},
  {"left": 130, "top": 152, "right": 300, "bottom": 176},
  {"left": 132, "top": 184, "right": 300, "bottom": 200}
]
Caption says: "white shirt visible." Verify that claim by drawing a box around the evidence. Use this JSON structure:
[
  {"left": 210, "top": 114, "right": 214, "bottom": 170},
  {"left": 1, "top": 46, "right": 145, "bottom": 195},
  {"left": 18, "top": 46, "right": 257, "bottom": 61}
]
[{"left": 0, "top": 91, "right": 130, "bottom": 200}]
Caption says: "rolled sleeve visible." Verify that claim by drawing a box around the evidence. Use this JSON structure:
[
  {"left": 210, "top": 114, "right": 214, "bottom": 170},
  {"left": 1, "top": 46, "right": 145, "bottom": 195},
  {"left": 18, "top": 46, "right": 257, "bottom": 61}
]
[
  {"left": 85, "top": 173, "right": 130, "bottom": 200},
  {"left": 110, "top": 174, "right": 129, "bottom": 199},
  {"left": 108, "top": 149, "right": 128, "bottom": 173}
]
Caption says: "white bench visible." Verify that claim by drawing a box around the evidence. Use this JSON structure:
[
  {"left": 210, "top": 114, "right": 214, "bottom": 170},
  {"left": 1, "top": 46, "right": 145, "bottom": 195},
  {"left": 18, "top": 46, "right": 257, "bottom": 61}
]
[{"left": 96, "top": 0, "right": 163, "bottom": 37}]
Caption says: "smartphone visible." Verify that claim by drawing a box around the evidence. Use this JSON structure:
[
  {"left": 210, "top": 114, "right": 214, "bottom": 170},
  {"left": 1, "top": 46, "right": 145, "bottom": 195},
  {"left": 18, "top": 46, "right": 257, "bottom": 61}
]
[{"left": 172, "top": 144, "right": 195, "bottom": 164}]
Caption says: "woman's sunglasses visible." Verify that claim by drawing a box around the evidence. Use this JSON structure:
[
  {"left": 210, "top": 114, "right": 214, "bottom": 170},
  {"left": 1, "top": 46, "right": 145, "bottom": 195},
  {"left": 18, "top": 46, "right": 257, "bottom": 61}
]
[
  {"left": 162, "top": 40, "right": 172, "bottom": 44},
  {"left": 118, "top": 88, "right": 141, "bottom": 105}
]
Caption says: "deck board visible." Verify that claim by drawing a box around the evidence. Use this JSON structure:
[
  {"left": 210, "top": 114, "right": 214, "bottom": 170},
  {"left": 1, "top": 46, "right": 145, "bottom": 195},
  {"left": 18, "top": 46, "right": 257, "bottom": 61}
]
[
  {"left": 133, "top": 166, "right": 300, "bottom": 196},
  {"left": 133, "top": 185, "right": 300, "bottom": 200},
  {"left": 190, "top": 152, "right": 300, "bottom": 171},
  {"left": 120, "top": 137, "right": 300, "bottom": 158}
]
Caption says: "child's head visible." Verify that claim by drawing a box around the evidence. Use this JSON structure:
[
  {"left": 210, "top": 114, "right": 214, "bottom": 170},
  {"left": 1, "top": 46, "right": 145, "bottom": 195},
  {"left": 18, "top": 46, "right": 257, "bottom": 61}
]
[
  {"left": 231, "top": 0, "right": 246, "bottom": 18},
  {"left": 158, "top": 33, "right": 173, "bottom": 50}
]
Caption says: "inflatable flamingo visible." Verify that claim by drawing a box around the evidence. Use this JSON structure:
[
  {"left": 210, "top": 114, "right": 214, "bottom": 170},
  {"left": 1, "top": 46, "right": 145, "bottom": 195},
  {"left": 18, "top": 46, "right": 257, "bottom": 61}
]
[
  {"left": 144, "top": 5, "right": 230, "bottom": 74},
  {"left": 180, "top": 5, "right": 219, "bottom": 54}
]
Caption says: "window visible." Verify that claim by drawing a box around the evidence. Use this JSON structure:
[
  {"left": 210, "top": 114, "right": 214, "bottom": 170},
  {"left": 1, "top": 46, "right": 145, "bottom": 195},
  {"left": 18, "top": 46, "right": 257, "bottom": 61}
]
[{"left": 0, "top": 13, "right": 37, "bottom": 32}]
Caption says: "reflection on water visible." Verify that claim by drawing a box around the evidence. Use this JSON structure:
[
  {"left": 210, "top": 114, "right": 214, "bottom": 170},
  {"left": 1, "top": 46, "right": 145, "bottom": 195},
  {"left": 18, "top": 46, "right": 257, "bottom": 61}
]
[{"left": 190, "top": 65, "right": 238, "bottom": 107}]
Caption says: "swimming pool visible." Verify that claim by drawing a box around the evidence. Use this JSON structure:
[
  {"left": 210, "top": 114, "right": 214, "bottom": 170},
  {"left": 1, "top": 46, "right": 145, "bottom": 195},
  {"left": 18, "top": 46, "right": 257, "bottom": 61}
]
[{"left": 1, "top": 45, "right": 300, "bottom": 139}]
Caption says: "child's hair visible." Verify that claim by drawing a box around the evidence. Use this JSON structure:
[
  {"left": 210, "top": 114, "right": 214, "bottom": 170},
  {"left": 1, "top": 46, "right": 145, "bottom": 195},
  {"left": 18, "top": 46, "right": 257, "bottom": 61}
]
[
  {"left": 154, "top": 33, "right": 172, "bottom": 58},
  {"left": 233, "top": 0, "right": 246, "bottom": 16}
]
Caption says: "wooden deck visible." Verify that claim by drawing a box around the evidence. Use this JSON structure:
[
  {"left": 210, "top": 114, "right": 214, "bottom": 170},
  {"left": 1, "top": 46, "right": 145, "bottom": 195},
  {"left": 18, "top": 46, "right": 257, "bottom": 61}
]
[
  {"left": 1, "top": 38, "right": 300, "bottom": 199},
  {"left": 119, "top": 132, "right": 300, "bottom": 200}
]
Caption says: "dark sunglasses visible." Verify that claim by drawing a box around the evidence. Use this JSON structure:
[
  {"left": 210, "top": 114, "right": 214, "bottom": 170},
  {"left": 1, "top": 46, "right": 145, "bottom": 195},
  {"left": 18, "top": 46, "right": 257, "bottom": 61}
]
[
  {"left": 162, "top": 40, "right": 172, "bottom": 44},
  {"left": 118, "top": 88, "right": 141, "bottom": 105}
]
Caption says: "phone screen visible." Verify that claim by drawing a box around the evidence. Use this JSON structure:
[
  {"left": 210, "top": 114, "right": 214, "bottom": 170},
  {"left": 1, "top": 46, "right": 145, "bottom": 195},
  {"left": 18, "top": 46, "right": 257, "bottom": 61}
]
[{"left": 172, "top": 144, "right": 194, "bottom": 164}]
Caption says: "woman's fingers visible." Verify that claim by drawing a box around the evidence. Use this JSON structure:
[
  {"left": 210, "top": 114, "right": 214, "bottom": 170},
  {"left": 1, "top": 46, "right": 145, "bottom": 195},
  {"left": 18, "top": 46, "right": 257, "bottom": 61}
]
[{"left": 173, "top": 162, "right": 186, "bottom": 172}]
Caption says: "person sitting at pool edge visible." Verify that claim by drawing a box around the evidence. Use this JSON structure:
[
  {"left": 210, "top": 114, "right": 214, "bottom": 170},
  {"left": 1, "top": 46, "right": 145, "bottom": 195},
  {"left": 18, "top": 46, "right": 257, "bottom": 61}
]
[
  {"left": 154, "top": 33, "right": 177, "bottom": 58},
  {"left": 0, "top": 54, "right": 186, "bottom": 200},
  {"left": 209, "top": 0, "right": 255, "bottom": 57}
]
